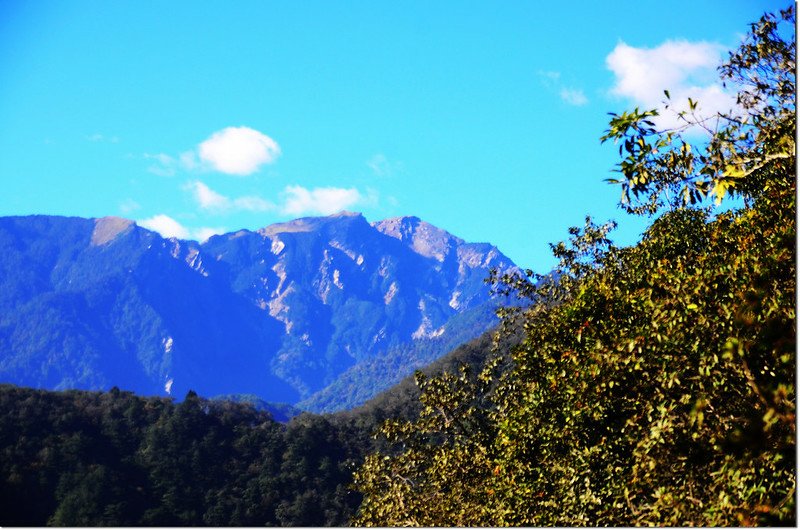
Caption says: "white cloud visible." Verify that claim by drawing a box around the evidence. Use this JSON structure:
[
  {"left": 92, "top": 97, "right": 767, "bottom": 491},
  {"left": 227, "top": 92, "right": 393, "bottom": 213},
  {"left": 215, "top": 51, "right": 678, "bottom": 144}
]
[
  {"left": 606, "top": 40, "right": 737, "bottom": 129},
  {"left": 179, "top": 151, "right": 199, "bottom": 170},
  {"left": 538, "top": 70, "right": 589, "bottom": 106},
  {"left": 367, "top": 153, "right": 404, "bottom": 178},
  {"left": 145, "top": 153, "right": 178, "bottom": 176},
  {"left": 138, "top": 214, "right": 190, "bottom": 239},
  {"left": 186, "top": 180, "right": 274, "bottom": 213},
  {"left": 539, "top": 70, "right": 561, "bottom": 83},
  {"left": 233, "top": 195, "right": 273, "bottom": 211},
  {"left": 193, "top": 226, "right": 227, "bottom": 242},
  {"left": 189, "top": 181, "right": 229, "bottom": 209},
  {"left": 119, "top": 199, "right": 141, "bottom": 214},
  {"left": 198, "top": 126, "right": 280, "bottom": 176},
  {"left": 367, "top": 154, "right": 390, "bottom": 177},
  {"left": 143, "top": 127, "right": 278, "bottom": 177},
  {"left": 281, "top": 185, "right": 367, "bottom": 216},
  {"left": 560, "top": 88, "right": 588, "bottom": 106},
  {"left": 88, "top": 133, "right": 119, "bottom": 143},
  {"left": 137, "top": 214, "right": 226, "bottom": 242}
]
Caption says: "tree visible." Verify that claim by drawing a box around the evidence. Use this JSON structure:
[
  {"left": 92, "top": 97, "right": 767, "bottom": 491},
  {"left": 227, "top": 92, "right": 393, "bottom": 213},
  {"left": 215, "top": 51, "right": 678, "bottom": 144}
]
[
  {"left": 601, "top": 6, "right": 795, "bottom": 215},
  {"left": 352, "top": 366, "right": 500, "bottom": 526},
  {"left": 353, "top": 5, "right": 795, "bottom": 526}
]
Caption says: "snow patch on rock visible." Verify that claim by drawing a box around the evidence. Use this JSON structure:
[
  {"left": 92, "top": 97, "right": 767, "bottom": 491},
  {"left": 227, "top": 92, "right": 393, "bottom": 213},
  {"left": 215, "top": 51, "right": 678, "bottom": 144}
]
[
  {"left": 272, "top": 262, "right": 289, "bottom": 295},
  {"left": 384, "top": 281, "right": 398, "bottom": 304},
  {"left": 449, "top": 290, "right": 461, "bottom": 310},
  {"left": 411, "top": 299, "right": 445, "bottom": 339},
  {"left": 269, "top": 285, "right": 295, "bottom": 333},
  {"left": 372, "top": 327, "right": 386, "bottom": 345},
  {"left": 330, "top": 240, "right": 357, "bottom": 261},
  {"left": 270, "top": 237, "right": 285, "bottom": 255},
  {"left": 184, "top": 248, "right": 209, "bottom": 276},
  {"left": 377, "top": 257, "right": 393, "bottom": 278}
]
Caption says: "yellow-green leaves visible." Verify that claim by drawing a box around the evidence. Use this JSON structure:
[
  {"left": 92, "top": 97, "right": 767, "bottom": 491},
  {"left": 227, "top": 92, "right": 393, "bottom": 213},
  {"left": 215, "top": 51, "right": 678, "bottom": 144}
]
[
  {"left": 353, "top": 6, "right": 795, "bottom": 526},
  {"left": 602, "top": 5, "right": 795, "bottom": 215}
]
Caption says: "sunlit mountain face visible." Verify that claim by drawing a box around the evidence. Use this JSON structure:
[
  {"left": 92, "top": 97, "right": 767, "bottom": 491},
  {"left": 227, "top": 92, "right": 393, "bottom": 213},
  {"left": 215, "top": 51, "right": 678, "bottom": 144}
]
[{"left": 0, "top": 212, "right": 517, "bottom": 411}]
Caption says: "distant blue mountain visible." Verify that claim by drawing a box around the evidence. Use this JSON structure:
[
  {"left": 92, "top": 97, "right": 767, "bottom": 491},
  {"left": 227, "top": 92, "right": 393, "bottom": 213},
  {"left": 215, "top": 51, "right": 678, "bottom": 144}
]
[{"left": 0, "top": 212, "right": 518, "bottom": 411}]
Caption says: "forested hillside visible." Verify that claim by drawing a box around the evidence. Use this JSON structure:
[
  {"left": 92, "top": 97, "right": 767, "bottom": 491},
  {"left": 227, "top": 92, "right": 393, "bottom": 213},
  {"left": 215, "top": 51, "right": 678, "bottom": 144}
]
[
  {"left": 0, "top": 382, "right": 383, "bottom": 526},
  {"left": 353, "top": 6, "right": 796, "bottom": 526},
  {"left": 0, "top": 211, "right": 515, "bottom": 409},
  {"left": 0, "top": 323, "right": 508, "bottom": 526},
  {"left": 0, "top": 6, "right": 793, "bottom": 528}
]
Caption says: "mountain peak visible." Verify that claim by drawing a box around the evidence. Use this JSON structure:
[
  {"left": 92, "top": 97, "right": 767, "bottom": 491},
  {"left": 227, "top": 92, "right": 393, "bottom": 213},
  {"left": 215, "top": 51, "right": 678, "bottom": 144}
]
[
  {"left": 0, "top": 212, "right": 519, "bottom": 412},
  {"left": 373, "top": 216, "right": 464, "bottom": 262},
  {"left": 328, "top": 210, "right": 363, "bottom": 218},
  {"left": 91, "top": 216, "right": 133, "bottom": 246},
  {"left": 371, "top": 216, "right": 419, "bottom": 239},
  {"left": 259, "top": 211, "right": 368, "bottom": 237}
]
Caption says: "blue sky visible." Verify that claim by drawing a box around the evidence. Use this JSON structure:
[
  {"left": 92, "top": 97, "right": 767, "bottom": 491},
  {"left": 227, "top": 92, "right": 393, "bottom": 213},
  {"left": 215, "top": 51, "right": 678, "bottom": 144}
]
[{"left": 0, "top": 1, "right": 787, "bottom": 272}]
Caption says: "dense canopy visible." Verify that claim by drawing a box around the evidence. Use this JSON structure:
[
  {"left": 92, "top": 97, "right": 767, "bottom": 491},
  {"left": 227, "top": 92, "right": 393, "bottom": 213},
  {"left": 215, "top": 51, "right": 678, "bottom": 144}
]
[{"left": 353, "top": 6, "right": 796, "bottom": 526}]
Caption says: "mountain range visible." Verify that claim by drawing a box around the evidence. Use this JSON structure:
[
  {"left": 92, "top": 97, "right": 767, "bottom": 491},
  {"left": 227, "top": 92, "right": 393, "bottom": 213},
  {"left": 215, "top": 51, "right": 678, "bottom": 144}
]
[{"left": 0, "top": 212, "right": 517, "bottom": 411}]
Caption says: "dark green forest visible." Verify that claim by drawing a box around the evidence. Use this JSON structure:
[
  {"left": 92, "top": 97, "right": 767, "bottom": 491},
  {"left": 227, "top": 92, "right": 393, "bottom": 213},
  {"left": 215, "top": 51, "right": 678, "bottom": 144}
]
[
  {"left": 0, "top": 326, "right": 505, "bottom": 526},
  {"left": 1, "top": 6, "right": 795, "bottom": 527},
  {"left": 0, "top": 384, "right": 361, "bottom": 526}
]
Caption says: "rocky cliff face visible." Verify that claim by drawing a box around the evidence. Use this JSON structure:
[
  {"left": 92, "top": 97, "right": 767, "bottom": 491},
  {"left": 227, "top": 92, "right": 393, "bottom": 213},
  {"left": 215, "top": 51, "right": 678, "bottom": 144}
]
[{"left": 0, "top": 212, "right": 518, "bottom": 410}]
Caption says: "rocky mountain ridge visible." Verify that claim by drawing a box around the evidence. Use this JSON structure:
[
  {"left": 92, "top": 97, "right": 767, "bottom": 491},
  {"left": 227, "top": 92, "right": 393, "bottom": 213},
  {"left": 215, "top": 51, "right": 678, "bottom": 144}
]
[{"left": 0, "top": 212, "right": 518, "bottom": 411}]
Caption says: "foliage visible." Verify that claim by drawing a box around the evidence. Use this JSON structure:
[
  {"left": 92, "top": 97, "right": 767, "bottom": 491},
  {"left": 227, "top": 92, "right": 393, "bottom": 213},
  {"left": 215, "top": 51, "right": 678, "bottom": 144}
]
[
  {"left": 353, "top": 6, "right": 795, "bottom": 527},
  {"left": 0, "top": 7, "right": 794, "bottom": 528},
  {"left": 600, "top": 6, "right": 795, "bottom": 215},
  {"left": 353, "top": 366, "right": 497, "bottom": 526},
  {"left": 0, "top": 312, "right": 515, "bottom": 526},
  {"left": 0, "top": 385, "right": 365, "bottom": 526}
]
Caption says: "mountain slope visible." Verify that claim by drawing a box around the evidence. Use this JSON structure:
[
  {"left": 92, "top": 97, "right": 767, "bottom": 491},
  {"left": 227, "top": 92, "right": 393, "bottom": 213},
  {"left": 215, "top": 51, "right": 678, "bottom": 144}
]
[
  {"left": 0, "top": 215, "right": 295, "bottom": 402},
  {"left": 0, "top": 212, "right": 518, "bottom": 410},
  {"left": 299, "top": 302, "right": 501, "bottom": 413}
]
